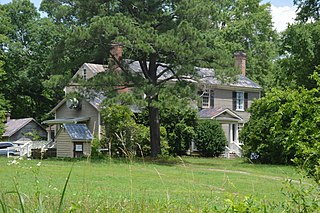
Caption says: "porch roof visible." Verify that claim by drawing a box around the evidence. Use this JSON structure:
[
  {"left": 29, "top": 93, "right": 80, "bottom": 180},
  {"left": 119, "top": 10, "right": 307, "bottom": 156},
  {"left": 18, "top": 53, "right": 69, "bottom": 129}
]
[
  {"left": 43, "top": 117, "right": 90, "bottom": 125},
  {"left": 198, "top": 107, "right": 243, "bottom": 122},
  {"left": 63, "top": 124, "right": 93, "bottom": 141}
]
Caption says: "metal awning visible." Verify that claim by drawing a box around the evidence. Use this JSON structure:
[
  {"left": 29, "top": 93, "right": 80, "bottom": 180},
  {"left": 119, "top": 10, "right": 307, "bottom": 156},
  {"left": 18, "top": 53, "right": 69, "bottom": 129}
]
[{"left": 43, "top": 117, "right": 90, "bottom": 125}]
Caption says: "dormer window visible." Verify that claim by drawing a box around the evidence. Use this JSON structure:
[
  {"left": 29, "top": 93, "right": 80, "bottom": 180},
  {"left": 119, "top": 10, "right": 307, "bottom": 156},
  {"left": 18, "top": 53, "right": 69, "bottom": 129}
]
[
  {"left": 200, "top": 89, "right": 214, "bottom": 108},
  {"left": 83, "top": 68, "right": 87, "bottom": 80}
]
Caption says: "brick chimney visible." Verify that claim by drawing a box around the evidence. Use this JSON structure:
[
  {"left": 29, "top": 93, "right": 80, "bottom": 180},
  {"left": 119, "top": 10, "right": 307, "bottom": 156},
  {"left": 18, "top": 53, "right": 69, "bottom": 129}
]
[
  {"left": 5, "top": 112, "right": 10, "bottom": 123},
  {"left": 234, "top": 52, "right": 246, "bottom": 76},
  {"left": 110, "top": 42, "right": 123, "bottom": 68}
]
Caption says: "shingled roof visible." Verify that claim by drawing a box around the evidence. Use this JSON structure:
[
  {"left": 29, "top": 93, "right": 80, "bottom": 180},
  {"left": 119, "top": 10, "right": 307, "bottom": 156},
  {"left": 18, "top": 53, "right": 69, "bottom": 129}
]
[
  {"left": 63, "top": 124, "right": 93, "bottom": 141},
  {"left": 3, "top": 118, "right": 45, "bottom": 137}
]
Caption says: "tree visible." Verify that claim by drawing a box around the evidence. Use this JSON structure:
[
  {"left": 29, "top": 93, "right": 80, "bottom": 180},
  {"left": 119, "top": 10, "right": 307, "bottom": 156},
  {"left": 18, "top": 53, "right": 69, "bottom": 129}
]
[
  {"left": 0, "top": 0, "right": 66, "bottom": 120},
  {"left": 218, "top": 0, "right": 277, "bottom": 87},
  {"left": 294, "top": 0, "right": 320, "bottom": 22},
  {"left": 276, "top": 22, "right": 320, "bottom": 89},
  {"left": 41, "top": 0, "right": 235, "bottom": 157}
]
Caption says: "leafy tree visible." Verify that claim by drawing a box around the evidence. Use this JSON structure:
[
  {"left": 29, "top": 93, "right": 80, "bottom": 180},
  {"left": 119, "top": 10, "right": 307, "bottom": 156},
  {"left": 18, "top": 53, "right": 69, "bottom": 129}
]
[
  {"left": 294, "top": 0, "right": 320, "bottom": 22},
  {"left": 0, "top": 60, "right": 11, "bottom": 136},
  {"left": 41, "top": 0, "right": 236, "bottom": 157},
  {"left": 240, "top": 72, "right": 320, "bottom": 181},
  {"left": 218, "top": 0, "right": 277, "bottom": 87},
  {"left": 195, "top": 119, "right": 227, "bottom": 157},
  {"left": 276, "top": 22, "right": 320, "bottom": 89},
  {"left": 0, "top": 0, "right": 66, "bottom": 120}
]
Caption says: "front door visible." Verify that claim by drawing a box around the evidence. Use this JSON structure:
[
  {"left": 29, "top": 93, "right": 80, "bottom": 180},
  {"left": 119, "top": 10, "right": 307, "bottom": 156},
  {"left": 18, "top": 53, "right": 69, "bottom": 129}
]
[{"left": 74, "top": 142, "right": 83, "bottom": 158}]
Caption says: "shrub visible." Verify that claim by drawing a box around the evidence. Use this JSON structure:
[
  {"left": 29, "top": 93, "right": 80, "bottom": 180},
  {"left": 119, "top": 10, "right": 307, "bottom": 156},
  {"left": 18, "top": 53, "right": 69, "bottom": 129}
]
[
  {"left": 240, "top": 72, "right": 320, "bottom": 182},
  {"left": 101, "top": 104, "right": 146, "bottom": 157},
  {"left": 195, "top": 119, "right": 227, "bottom": 157},
  {"left": 160, "top": 106, "right": 197, "bottom": 156}
]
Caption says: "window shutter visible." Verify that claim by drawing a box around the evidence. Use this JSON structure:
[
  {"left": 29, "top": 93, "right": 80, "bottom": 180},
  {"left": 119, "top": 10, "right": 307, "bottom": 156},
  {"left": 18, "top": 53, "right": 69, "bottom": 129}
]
[
  {"left": 210, "top": 90, "right": 214, "bottom": 108},
  {"left": 198, "top": 90, "right": 203, "bottom": 108},
  {"left": 244, "top": 92, "right": 248, "bottom": 110},
  {"left": 232, "top": 92, "right": 236, "bottom": 110}
]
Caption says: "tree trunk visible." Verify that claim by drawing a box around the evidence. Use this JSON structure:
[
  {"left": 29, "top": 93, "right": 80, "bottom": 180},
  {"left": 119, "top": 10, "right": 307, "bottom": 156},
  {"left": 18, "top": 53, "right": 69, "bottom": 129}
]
[{"left": 149, "top": 104, "right": 161, "bottom": 157}]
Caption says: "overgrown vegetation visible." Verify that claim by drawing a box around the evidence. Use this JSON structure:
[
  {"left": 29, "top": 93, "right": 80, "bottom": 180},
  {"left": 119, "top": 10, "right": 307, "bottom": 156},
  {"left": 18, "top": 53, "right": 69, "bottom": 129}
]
[
  {"left": 0, "top": 157, "right": 318, "bottom": 212},
  {"left": 240, "top": 72, "right": 320, "bottom": 182}
]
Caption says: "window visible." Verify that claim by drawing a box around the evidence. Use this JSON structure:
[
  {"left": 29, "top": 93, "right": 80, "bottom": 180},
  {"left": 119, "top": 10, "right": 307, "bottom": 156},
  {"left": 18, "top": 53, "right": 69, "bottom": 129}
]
[
  {"left": 236, "top": 91, "right": 244, "bottom": 111},
  {"left": 233, "top": 91, "right": 248, "bottom": 111},
  {"left": 202, "top": 90, "right": 209, "bottom": 107},
  {"left": 200, "top": 89, "right": 214, "bottom": 108},
  {"left": 83, "top": 68, "right": 87, "bottom": 80}
]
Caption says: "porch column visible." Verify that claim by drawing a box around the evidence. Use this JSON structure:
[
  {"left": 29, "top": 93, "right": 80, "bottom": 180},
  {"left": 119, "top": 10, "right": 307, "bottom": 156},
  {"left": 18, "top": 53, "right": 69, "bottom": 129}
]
[
  {"left": 235, "top": 123, "right": 239, "bottom": 144},
  {"left": 48, "top": 125, "right": 52, "bottom": 141},
  {"left": 229, "top": 123, "right": 233, "bottom": 144}
]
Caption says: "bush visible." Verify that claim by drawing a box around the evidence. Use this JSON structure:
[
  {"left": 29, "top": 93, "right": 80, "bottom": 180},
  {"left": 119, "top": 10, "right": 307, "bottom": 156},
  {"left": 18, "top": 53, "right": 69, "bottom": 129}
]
[
  {"left": 101, "top": 104, "right": 146, "bottom": 157},
  {"left": 160, "top": 106, "right": 197, "bottom": 156},
  {"left": 195, "top": 119, "right": 227, "bottom": 157}
]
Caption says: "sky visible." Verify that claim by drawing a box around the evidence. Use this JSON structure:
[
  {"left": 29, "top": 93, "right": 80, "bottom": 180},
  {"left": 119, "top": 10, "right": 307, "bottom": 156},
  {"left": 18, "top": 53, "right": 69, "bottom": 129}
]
[{"left": 0, "top": 0, "right": 297, "bottom": 32}]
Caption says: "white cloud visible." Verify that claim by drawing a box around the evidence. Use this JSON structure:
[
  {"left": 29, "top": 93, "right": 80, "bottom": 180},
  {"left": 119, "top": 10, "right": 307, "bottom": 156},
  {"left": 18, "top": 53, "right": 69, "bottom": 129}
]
[{"left": 270, "top": 5, "right": 297, "bottom": 32}]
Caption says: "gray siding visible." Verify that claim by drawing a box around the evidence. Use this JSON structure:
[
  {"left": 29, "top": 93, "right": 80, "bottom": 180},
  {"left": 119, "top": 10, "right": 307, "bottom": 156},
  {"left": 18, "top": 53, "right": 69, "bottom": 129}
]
[
  {"left": 55, "top": 100, "right": 99, "bottom": 136},
  {"left": 56, "top": 128, "right": 91, "bottom": 158},
  {"left": 9, "top": 121, "right": 47, "bottom": 141},
  {"left": 56, "top": 128, "right": 73, "bottom": 157},
  {"left": 213, "top": 89, "right": 260, "bottom": 123}
]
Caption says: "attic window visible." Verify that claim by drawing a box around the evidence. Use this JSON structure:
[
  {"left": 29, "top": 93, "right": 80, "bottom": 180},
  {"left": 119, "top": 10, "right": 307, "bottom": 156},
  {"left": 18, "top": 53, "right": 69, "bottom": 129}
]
[{"left": 83, "top": 68, "right": 87, "bottom": 80}]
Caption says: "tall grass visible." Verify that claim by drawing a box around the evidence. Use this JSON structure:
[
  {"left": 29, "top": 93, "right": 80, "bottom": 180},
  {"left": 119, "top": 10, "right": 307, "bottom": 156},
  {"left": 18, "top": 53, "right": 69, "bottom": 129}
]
[{"left": 0, "top": 157, "right": 319, "bottom": 212}]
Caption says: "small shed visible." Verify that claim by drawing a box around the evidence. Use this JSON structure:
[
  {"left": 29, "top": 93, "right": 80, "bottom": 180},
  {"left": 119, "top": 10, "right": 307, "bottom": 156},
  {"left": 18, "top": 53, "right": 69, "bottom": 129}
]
[
  {"left": 56, "top": 124, "right": 93, "bottom": 158},
  {"left": 3, "top": 118, "right": 47, "bottom": 142}
]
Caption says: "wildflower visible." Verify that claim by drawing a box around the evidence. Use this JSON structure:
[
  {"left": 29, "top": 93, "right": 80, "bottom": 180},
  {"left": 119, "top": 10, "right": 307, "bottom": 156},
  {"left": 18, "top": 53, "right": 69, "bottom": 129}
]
[{"left": 37, "top": 162, "right": 41, "bottom": 167}]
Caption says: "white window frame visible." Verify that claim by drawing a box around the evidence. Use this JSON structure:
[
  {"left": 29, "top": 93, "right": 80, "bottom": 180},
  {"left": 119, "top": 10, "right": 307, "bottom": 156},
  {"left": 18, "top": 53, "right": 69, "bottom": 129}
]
[
  {"left": 236, "top": 91, "right": 244, "bottom": 111},
  {"left": 83, "top": 68, "right": 87, "bottom": 80},
  {"left": 202, "top": 90, "right": 210, "bottom": 108}
]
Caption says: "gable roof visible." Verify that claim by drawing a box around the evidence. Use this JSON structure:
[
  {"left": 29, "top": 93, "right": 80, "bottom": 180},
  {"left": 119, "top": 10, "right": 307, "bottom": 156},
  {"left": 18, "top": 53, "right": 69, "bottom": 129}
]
[
  {"left": 63, "top": 124, "right": 93, "bottom": 141},
  {"left": 198, "top": 107, "right": 243, "bottom": 122},
  {"left": 82, "top": 60, "right": 262, "bottom": 90},
  {"left": 3, "top": 118, "right": 46, "bottom": 137},
  {"left": 197, "top": 67, "right": 262, "bottom": 89}
]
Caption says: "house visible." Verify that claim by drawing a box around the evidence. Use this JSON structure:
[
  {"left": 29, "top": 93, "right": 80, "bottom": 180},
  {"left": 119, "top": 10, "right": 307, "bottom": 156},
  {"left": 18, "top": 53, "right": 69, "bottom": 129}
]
[
  {"left": 196, "top": 52, "right": 262, "bottom": 157},
  {"left": 44, "top": 46, "right": 262, "bottom": 158},
  {"left": 3, "top": 116, "right": 47, "bottom": 142}
]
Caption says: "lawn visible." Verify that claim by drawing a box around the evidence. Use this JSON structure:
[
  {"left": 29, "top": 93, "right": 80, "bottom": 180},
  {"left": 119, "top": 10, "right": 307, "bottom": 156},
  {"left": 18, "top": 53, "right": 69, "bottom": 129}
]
[{"left": 0, "top": 156, "right": 315, "bottom": 212}]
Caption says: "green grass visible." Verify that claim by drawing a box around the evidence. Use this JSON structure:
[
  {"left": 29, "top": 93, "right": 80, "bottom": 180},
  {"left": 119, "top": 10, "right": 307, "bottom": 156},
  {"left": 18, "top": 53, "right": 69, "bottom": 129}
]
[{"left": 0, "top": 156, "right": 315, "bottom": 212}]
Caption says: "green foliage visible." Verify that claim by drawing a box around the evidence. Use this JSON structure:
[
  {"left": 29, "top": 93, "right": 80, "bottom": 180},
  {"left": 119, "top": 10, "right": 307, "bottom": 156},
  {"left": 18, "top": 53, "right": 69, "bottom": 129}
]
[
  {"left": 281, "top": 179, "right": 320, "bottom": 212},
  {"left": 219, "top": 0, "right": 277, "bottom": 88},
  {"left": 195, "top": 119, "right": 227, "bottom": 157},
  {"left": 241, "top": 73, "right": 320, "bottom": 181},
  {"left": 276, "top": 22, "right": 320, "bottom": 89},
  {"left": 160, "top": 105, "right": 198, "bottom": 156},
  {"left": 0, "top": 0, "right": 66, "bottom": 120},
  {"left": 23, "top": 130, "right": 43, "bottom": 141},
  {"left": 101, "top": 104, "right": 138, "bottom": 157},
  {"left": 294, "top": 0, "right": 320, "bottom": 22}
]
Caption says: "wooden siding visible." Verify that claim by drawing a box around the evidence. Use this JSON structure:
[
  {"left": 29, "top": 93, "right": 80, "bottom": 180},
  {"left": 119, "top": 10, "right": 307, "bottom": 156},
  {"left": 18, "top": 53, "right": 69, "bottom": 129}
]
[
  {"left": 55, "top": 100, "right": 99, "bottom": 136},
  {"left": 214, "top": 89, "right": 260, "bottom": 123},
  {"left": 221, "top": 123, "right": 230, "bottom": 142},
  {"left": 8, "top": 121, "right": 47, "bottom": 142},
  {"left": 56, "top": 127, "right": 92, "bottom": 157},
  {"left": 56, "top": 128, "right": 73, "bottom": 158},
  {"left": 83, "top": 142, "right": 91, "bottom": 156}
]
